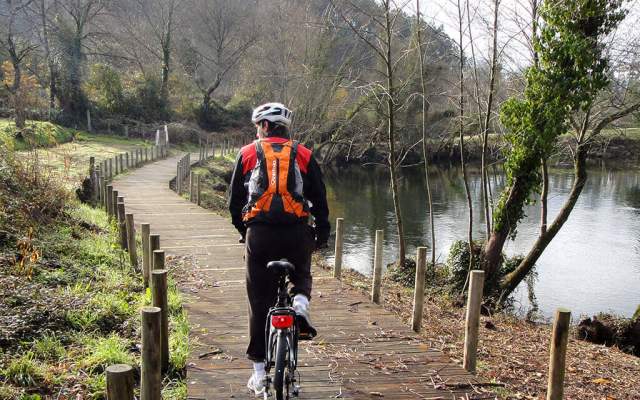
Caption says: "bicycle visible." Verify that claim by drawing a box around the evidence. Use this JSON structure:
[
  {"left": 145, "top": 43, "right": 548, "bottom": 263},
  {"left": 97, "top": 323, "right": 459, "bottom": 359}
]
[{"left": 263, "top": 259, "right": 314, "bottom": 399}]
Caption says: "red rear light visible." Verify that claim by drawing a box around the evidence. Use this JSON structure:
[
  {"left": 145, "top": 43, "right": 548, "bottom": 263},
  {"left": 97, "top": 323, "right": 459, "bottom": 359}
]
[{"left": 271, "top": 314, "right": 294, "bottom": 329}]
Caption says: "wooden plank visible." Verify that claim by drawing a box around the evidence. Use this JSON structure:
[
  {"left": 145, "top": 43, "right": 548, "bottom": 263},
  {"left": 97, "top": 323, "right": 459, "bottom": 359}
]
[{"left": 112, "top": 154, "right": 482, "bottom": 400}]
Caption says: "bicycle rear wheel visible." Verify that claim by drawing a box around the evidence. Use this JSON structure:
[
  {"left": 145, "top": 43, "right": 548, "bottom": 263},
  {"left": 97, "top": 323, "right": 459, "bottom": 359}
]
[{"left": 273, "top": 332, "right": 289, "bottom": 400}]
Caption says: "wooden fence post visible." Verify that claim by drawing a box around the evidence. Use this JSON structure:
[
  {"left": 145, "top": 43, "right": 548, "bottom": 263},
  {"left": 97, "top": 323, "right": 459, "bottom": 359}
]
[
  {"left": 109, "top": 158, "right": 113, "bottom": 179},
  {"left": 334, "top": 218, "right": 344, "bottom": 279},
  {"left": 106, "top": 364, "right": 134, "bottom": 400},
  {"left": 125, "top": 214, "right": 138, "bottom": 267},
  {"left": 106, "top": 185, "right": 113, "bottom": 215},
  {"left": 140, "top": 307, "right": 161, "bottom": 400},
  {"left": 141, "top": 224, "right": 151, "bottom": 288},
  {"left": 152, "top": 269, "right": 169, "bottom": 372},
  {"left": 463, "top": 270, "right": 485, "bottom": 373},
  {"left": 546, "top": 308, "right": 571, "bottom": 400},
  {"left": 97, "top": 172, "right": 103, "bottom": 206},
  {"left": 412, "top": 247, "right": 427, "bottom": 332},
  {"left": 117, "top": 200, "right": 127, "bottom": 250},
  {"left": 371, "top": 229, "right": 384, "bottom": 304},
  {"left": 145, "top": 147, "right": 148, "bottom": 162},
  {"left": 149, "top": 235, "right": 161, "bottom": 271},
  {"left": 87, "top": 109, "right": 92, "bottom": 132},
  {"left": 112, "top": 190, "right": 119, "bottom": 221},
  {"left": 197, "top": 175, "right": 201, "bottom": 206},
  {"left": 152, "top": 249, "right": 165, "bottom": 274},
  {"left": 189, "top": 171, "right": 195, "bottom": 202},
  {"left": 176, "top": 161, "right": 181, "bottom": 194},
  {"left": 125, "top": 152, "right": 129, "bottom": 169}
]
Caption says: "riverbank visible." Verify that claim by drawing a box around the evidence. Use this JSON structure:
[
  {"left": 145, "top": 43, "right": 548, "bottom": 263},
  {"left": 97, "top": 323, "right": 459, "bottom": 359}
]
[
  {"left": 316, "top": 258, "right": 640, "bottom": 399},
  {"left": 0, "top": 139, "right": 189, "bottom": 399},
  {"left": 193, "top": 153, "right": 640, "bottom": 398},
  {"left": 333, "top": 127, "right": 640, "bottom": 167}
]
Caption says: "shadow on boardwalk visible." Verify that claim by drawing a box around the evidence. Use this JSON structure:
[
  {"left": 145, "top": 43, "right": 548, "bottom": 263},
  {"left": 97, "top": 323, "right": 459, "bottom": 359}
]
[{"left": 113, "top": 154, "right": 482, "bottom": 399}]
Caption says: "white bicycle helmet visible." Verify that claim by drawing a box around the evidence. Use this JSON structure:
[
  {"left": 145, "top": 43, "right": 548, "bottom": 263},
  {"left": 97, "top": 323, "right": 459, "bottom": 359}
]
[{"left": 251, "top": 102, "right": 292, "bottom": 127}]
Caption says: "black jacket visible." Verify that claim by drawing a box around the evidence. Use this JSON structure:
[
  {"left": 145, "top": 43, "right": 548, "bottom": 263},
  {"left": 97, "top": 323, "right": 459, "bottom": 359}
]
[{"left": 228, "top": 143, "right": 330, "bottom": 245}]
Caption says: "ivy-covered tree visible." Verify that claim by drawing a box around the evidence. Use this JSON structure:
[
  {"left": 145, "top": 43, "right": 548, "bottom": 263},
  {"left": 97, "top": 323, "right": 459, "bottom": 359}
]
[{"left": 482, "top": 0, "right": 627, "bottom": 296}]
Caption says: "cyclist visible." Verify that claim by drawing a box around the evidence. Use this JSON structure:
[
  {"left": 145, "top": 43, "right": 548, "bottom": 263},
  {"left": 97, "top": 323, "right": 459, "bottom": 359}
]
[{"left": 228, "top": 102, "right": 330, "bottom": 396}]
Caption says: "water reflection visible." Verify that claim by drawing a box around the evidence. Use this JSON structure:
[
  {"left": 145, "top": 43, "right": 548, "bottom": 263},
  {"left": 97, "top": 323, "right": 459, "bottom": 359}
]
[{"left": 324, "top": 164, "right": 640, "bottom": 319}]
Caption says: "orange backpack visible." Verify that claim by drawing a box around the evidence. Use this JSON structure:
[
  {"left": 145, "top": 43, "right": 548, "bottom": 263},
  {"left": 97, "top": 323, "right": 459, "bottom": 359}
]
[{"left": 243, "top": 140, "right": 310, "bottom": 224}]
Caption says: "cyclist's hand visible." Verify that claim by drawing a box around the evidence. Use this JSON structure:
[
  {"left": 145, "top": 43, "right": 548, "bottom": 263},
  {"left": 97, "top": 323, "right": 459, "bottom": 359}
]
[{"left": 239, "top": 236, "right": 246, "bottom": 244}]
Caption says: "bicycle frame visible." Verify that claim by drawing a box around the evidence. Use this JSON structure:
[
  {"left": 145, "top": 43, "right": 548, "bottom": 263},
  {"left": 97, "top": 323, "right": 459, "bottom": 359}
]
[{"left": 264, "top": 267, "right": 299, "bottom": 398}]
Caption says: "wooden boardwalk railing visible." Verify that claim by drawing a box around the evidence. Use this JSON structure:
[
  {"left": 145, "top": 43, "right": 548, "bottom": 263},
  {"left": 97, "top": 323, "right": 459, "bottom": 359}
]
[{"left": 108, "top": 153, "right": 497, "bottom": 400}]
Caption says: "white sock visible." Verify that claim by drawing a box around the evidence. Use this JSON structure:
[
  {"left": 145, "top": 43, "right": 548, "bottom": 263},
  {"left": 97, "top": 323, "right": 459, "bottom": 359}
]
[
  {"left": 253, "top": 361, "right": 265, "bottom": 377},
  {"left": 293, "top": 294, "right": 309, "bottom": 310}
]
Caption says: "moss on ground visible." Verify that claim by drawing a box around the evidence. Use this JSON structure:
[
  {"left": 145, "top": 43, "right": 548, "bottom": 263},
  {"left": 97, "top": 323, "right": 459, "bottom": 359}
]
[{"left": 0, "top": 143, "right": 188, "bottom": 399}]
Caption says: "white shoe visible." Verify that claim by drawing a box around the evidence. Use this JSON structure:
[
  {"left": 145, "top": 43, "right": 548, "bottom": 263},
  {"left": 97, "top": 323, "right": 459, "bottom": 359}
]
[{"left": 247, "top": 372, "right": 266, "bottom": 397}]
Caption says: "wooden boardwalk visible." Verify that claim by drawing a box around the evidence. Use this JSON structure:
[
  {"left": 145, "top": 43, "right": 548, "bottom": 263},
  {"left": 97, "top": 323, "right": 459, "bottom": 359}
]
[{"left": 113, "top": 154, "right": 482, "bottom": 399}]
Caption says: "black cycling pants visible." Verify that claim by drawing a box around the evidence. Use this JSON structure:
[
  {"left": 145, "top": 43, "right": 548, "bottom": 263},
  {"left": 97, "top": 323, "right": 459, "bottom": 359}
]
[{"left": 245, "top": 223, "right": 314, "bottom": 361}]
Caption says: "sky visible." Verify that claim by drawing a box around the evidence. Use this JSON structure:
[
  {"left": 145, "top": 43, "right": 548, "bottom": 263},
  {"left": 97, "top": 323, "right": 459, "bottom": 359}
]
[{"left": 399, "top": 0, "right": 640, "bottom": 72}]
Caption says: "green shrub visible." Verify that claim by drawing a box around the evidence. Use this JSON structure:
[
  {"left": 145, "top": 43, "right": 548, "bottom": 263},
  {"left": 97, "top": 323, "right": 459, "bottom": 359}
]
[
  {"left": 445, "top": 240, "right": 482, "bottom": 292},
  {"left": 85, "top": 64, "right": 125, "bottom": 116},
  {"left": 445, "top": 240, "right": 527, "bottom": 299}
]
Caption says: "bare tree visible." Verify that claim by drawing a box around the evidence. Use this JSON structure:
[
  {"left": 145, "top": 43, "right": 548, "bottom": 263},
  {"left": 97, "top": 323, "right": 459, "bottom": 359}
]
[
  {"left": 415, "top": 0, "right": 436, "bottom": 266},
  {"left": 331, "top": 0, "right": 411, "bottom": 266},
  {"left": 114, "top": 0, "right": 181, "bottom": 99},
  {"left": 455, "top": 0, "right": 473, "bottom": 266},
  {"left": 54, "top": 0, "right": 106, "bottom": 120},
  {"left": 0, "top": 0, "right": 38, "bottom": 128},
  {"left": 185, "top": 0, "right": 256, "bottom": 117}
]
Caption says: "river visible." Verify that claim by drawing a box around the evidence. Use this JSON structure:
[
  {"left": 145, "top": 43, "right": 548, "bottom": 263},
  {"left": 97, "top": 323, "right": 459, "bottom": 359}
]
[{"left": 323, "top": 164, "right": 640, "bottom": 320}]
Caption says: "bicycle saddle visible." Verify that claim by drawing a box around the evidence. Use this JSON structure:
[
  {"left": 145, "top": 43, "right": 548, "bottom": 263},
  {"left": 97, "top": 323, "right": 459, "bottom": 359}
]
[{"left": 267, "top": 259, "right": 295, "bottom": 276}]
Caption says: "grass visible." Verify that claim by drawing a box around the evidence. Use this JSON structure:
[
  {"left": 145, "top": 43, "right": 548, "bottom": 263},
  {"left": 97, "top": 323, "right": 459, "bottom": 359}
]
[
  {"left": 0, "top": 120, "right": 76, "bottom": 150},
  {"left": 2, "top": 353, "right": 45, "bottom": 387},
  {"left": 81, "top": 334, "right": 136, "bottom": 372},
  {"left": 0, "top": 143, "right": 189, "bottom": 399},
  {"left": 0, "top": 118, "right": 155, "bottom": 191}
]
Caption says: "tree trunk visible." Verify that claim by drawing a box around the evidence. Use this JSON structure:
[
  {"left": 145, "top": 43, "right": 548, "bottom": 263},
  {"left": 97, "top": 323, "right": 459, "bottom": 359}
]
[
  {"left": 416, "top": 0, "right": 436, "bottom": 266},
  {"left": 481, "top": 0, "right": 500, "bottom": 237},
  {"left": 161, "top": 26, "right": 171, "bottom": 100},
  {"left": 540, "top": 158, "right": 548, "bottom": 234},
  {"left": 201, "top": 77, "right": 222, "bottom": 116},
  {"left": 9, "top": 55, "right": 25, "bottom": 129},
  {"left": 499, "top": 146, "right": 587, "bottom": 298},
  {"left": 385, "top": 3, "right": 405, "bottom": 266},
  {"left": 483, "top": 177, "right": 527, "bottom": 276},
  {"left": 457, "top": 0, "right": 473, "bottom": 266}
]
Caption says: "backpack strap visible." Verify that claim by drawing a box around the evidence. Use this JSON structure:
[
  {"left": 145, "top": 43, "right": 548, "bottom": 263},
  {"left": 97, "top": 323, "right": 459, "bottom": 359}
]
[{"left": 254, "top": 140, "right": 268, "bottom": 192}]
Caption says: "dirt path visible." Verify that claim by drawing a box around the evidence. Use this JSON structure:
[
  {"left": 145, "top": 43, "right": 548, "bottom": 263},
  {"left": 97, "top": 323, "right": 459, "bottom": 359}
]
[{"left": 113, "top": 154, "right": 483, "bottom": 399}]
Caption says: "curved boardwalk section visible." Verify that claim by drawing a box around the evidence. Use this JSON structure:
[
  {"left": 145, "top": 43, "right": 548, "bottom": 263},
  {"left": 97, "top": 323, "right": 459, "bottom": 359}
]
[{"left": 114, "top": 154, "right": 481, "bottom": 399}]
